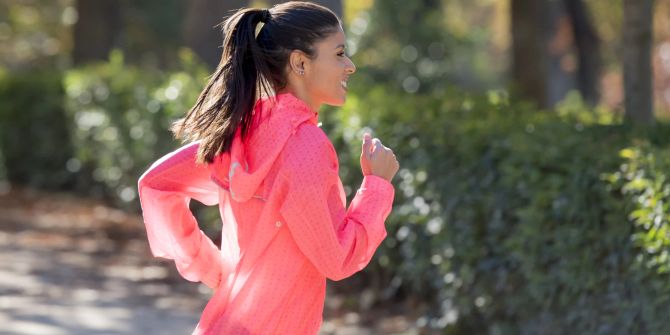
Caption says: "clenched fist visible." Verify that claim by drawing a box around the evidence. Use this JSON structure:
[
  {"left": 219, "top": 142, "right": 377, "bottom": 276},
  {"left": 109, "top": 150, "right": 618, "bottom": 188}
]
[{"left": 360, "top": 133, "right": 399, "bottom": 182}]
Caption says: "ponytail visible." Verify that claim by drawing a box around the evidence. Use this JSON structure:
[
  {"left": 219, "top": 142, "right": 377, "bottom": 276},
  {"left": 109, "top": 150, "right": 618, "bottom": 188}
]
[
  {"left": 171, "top": 2, "right": 341, "bottom": 164},
  {"left": 171, "top": 8, "right": 272, "bottom": 164}
]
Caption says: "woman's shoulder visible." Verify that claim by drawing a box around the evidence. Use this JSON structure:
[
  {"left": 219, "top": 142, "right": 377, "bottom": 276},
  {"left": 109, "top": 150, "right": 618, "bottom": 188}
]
[
  {"left": 285, "top": 123, "right": 334, "bottom": 157},
  {"left": 280, "top": 123, "right": 338, "bottom": 174}
]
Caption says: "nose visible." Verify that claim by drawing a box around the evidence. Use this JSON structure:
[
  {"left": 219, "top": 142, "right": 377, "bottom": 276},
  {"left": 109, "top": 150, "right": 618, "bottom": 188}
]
[{"left": 345, "top": 57, "right": 356, "bottom": 75}]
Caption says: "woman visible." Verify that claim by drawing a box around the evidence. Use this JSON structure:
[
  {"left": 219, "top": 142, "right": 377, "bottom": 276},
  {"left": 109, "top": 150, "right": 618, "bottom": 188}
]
[{"left": 137, "top": 2, "right": 399, "bottom": 334}]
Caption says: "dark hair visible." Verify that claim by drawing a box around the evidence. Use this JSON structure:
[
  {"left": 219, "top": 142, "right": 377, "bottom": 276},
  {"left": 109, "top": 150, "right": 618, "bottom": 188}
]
[{"left": 171, "top": 1, "right": 341, "bottom": 164}]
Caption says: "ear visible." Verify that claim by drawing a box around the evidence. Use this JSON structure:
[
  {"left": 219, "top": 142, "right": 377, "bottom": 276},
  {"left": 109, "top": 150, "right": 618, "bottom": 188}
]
[{"left": 288, "top": 50, "right": 308, "bottom": 76}]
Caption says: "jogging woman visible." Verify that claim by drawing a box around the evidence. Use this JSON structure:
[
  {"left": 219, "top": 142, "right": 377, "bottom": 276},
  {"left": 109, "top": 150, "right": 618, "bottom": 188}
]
[{"left": 138, "top": 2, "right": 399, "bottom": 334}]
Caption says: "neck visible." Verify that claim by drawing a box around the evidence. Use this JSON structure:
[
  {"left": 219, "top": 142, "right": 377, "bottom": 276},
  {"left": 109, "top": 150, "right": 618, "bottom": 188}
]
[{"left": 277, "top": 85, "right": 320, "bottom": 113}]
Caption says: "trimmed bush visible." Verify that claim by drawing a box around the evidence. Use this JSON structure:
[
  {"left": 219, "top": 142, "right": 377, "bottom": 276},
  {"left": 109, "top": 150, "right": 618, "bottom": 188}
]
[
  {"left": 0, "top": 68, "right": 74, "bottom": 189},
  {"left": 62, "top": 49, "right": 209, "bottom": 207},
  {"left": 324, "top": 86, "right": 670, "bottom": 334}
]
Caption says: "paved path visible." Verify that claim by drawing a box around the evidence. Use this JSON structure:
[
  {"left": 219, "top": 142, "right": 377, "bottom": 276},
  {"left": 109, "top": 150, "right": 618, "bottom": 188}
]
[{"left": 0, "top": 187, "right": 208, "bottom": 334}]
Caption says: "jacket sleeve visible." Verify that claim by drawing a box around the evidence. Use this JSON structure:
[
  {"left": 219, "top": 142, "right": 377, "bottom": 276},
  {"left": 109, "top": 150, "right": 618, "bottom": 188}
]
[
  {"left": 137, "top": 141, "right": 224, "bottom": 289},
  {"left": 277, "top": 126, "right": 395, "bottom": 281}
]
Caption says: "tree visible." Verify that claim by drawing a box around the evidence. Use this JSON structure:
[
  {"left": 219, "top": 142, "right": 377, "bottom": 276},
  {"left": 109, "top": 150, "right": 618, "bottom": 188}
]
[
  {"left": 565, "top": 0, "right": 601, "bottom": 105},
  {"left": 182, "top": 0, "right": 246, "bottom": 69},
  {"left": 74, "top": 0, "right": 185, "bottom": 67},
  {"left": 511, "top": 0, "right": 601, "bottom": 108},
  {"left": 350, "top": 0, "right": 451, "bottom": 93},
  {"left": 73, "top": 0, "right": 122, "bottom": 65},
  {"left": 623, "top": 0, "right": 655, "bottom": 124},
  {"left": 511, "top": 0, "right": 547, "bottom": 106}
]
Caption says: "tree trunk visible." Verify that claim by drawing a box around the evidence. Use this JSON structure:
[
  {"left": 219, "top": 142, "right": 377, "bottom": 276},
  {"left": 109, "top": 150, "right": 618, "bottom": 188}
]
[
  {"left": 542, "top": 0, "right": 574, "bottom": 108},
  {"left": 511, "top": 0, "right": 556, "bottom": 108},
  {"left": 183, "top": 0, "right": 247, "bottom": 69},
  {"left": 73, "top": 0, "right": 123, "bottom": 64},
  {"left": 623, "top": 0, "right": 655, "bottom": 124},
  {"left": 511, "top": 0, "right": 600, "bottom": 109},
  {"left": 565, "top": 0, "right": 601, "bottom": 106}
]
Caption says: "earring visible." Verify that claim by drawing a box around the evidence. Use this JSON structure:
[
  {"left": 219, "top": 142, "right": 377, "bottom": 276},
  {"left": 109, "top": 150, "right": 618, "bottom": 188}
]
[{"left": 296, "top": 69, "right": 304, "bottom": 76}]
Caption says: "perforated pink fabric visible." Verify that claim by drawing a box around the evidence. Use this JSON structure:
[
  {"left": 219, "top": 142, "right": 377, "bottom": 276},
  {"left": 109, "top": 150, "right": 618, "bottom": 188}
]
[{"left": 137, "top": 93, "right": 394, "bottom": 334}]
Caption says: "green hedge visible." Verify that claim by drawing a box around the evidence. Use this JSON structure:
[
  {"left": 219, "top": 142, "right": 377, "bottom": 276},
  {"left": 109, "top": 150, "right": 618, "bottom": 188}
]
[
  {"left": 62, "top": 49, "right": 209, "bottom": 207},
  {"left": 325, "top": 87, "right": 670, "bottom": 334},
  {"left": 0, "top": 68, "right": 74, "bottom": 189},
  {"left": 0, "top": 50, "right": 209, "bottom": 207}
]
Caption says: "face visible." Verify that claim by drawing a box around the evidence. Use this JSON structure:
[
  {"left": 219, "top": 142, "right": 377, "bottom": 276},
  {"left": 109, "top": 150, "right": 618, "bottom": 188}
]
[{"left": 302, "top": 27, "right": 356, "bottom": 107}]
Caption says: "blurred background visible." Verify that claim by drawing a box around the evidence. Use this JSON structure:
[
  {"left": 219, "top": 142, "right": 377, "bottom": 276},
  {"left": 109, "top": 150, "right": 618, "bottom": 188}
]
[{"left": 1, "top": 0, "right": 670, "bottom": 334}]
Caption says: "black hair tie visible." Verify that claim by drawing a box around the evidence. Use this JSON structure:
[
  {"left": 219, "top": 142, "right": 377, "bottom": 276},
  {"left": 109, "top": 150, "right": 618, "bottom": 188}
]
[{"left": 260, "top": 9, "right": 271, "bottom": 23}]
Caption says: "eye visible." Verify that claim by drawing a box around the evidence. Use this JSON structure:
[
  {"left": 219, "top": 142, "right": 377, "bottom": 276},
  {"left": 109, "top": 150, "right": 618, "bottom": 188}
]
[{"left": 337, "top": 50, "right": 346, "bottom": 57}]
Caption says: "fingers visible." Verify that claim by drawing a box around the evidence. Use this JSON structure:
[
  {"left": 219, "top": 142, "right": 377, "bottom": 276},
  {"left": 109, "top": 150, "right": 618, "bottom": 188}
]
[
  {"left": 363, "top": 133, "right": 372, "bottom": 152},
  {"left": 361, "top": 135, "right": 400, "bottom": 181},
  {"left": 370, "top": 138, "right": 395, "bottom": 160},
  {"left": 364, "top": 135, "right": 398, "bottom": 162},
  {"left": 372, "top": 138, "right": 383, "bottom": 155},
  {"left": 362, "top": 133, "right": 372, "bottom": 157}
]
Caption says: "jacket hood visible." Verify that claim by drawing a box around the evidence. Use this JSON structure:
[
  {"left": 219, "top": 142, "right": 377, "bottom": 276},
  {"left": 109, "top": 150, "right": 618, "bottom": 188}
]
[{"left": 209, "top": 93, "right": 319, "bottom": 202}]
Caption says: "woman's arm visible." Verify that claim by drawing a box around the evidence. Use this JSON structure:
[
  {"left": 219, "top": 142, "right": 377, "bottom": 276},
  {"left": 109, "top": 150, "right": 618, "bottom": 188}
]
[
  {"left": 277, "top": 125, "right": 395, "bottom": 281},
  {"left": 137, "top": 141, "right": 224, "bottom": 289}
]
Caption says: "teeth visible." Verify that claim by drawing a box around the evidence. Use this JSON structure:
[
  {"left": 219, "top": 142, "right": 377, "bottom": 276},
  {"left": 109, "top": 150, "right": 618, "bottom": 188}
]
[{"left": 341, "top": 81, "right": 347, "bottom": 88}]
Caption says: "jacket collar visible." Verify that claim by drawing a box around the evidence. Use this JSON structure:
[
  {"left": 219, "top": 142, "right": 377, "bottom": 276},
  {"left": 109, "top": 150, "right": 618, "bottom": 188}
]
[
  {"left": 209, "top": 92, "right": 320, "bottom": 203},
  {"left": 263, "top": 92, "right": 319, "bottom": 126}
]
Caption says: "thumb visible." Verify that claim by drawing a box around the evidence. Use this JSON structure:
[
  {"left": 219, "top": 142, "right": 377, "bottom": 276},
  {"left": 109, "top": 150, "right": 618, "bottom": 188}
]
[{"left": 362, "top": 133, "right": 372, "bottom": 158}]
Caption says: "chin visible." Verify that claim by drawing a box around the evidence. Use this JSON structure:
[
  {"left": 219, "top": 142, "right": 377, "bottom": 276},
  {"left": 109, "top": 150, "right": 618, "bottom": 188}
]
[{"left": 325, "top": 95, "right": 347, "bottom": 107}]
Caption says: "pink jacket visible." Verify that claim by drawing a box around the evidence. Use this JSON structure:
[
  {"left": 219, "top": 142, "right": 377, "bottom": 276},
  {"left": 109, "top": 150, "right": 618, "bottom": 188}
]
[{"left": 137, "top": 93, "right": 395, "bottom": 334}]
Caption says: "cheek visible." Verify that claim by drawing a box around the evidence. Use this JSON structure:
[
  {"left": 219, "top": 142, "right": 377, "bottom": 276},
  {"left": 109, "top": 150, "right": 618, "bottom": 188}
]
[{"left": 310, "top": 62, "right": 340, "bottom": 90}]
